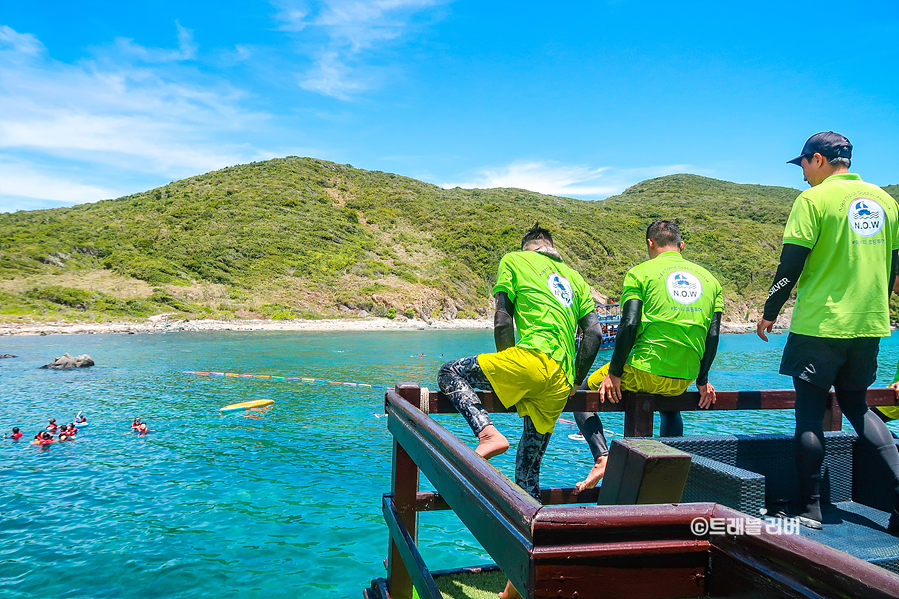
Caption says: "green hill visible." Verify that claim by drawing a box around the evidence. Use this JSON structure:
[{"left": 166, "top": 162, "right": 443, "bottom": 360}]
[{"left": 0, "top": 157, "right": 892, "bottom": 323}]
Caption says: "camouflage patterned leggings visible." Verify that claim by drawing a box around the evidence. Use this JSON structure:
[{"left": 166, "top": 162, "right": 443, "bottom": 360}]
[{"left": 437, "top": 355, "right": 552, "bottom": 502}]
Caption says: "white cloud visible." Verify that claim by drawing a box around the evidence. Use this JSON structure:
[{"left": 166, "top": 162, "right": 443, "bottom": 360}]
[
  {"left": 112, "top": 22, "right": 199, "bottom": 63},
  {"left": 273, "top": 0, "right": 445, "bottom": 99},
  {"left": 0, "top": 25, "right": 44, "bottom": 56},
  {"left": 0, "top": 159, "right": 120, "bottom": 205},
  {"left": 0, "top": 24, "right": 274, "bottom": 210},
  {"left": 442, "top": 160, "right": 692, "bottom": 200}
]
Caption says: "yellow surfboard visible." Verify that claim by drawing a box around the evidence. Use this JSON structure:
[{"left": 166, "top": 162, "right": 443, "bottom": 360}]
[{"left": 220, "top": 399, "right": 274, "bottom": 413}]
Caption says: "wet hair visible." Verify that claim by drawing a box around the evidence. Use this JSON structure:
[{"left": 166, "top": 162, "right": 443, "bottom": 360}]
[
  {"left": 41, "top": 431, "right": 52, "bottom": 440},
  {"left": 828, "top": 156, "right": 851, "bottom": 168},
  {"left": 646, "top": 220, "right": 682, "bottom": 247},
  {"left": 521, "top": 223, "right": 554, "bottom": 250},
  {"left": 12, "top": 427, "right": 19, "bottom": 433},
  {"left": 49, "top": 419, "right": 56, "bottom": 423}
]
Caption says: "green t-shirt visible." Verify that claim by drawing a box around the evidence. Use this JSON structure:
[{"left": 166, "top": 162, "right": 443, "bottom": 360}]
[
  {"left": 782, "top": 173, "right": 899, "bottom": 338},
  {"left": 492, "top": 251, "right": 595, "bottom": 385},
  {"left": 621, "top": 251, "right": 724, "bottom": 380}
]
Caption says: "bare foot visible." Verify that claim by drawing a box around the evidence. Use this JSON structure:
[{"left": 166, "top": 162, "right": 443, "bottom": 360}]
[
  {"left": 476, "top": 425, "right": 509, "bottom": 459},
  {"left": 498, "top": 580, "right": 523, "bottom": 599},
  {"left": 574, "top": 455, "right": 608, "bottom": 493}
]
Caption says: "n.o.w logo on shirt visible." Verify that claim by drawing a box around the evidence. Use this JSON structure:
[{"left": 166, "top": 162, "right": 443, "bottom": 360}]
[
  {"left": 848, "top": 198, "right": 884, "bottom": 238},
  {"left": 547, "top": 274, "right": 574, "bottom": 307},
  {"left": 666, "top": 271, "right": 703, "bottom": 305}
]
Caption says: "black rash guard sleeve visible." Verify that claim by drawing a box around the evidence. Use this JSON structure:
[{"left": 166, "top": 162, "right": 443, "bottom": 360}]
[
  {"left": 494, "top": 292, "right": 516, "bottom": 352},
  {"left": 609, "top": 299, "right": 641, "bottom": 378},
  {"left": 573, "top": 311, "right": 601, "bottom": 386},
  {"left": 696, "top": 312, "right": 721, "bottom": 386},
  {"left": 762, "top": 244, "right": 811, "bottom": 321},
  {"left": 891, "top": 249, "right": 898, "bottom": 297}
]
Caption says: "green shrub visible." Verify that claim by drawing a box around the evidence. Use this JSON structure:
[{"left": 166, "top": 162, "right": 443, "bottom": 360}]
[
  {"left": 404, "top": 308, "right": 415, "bottom": 319},
  {"left": 386, "top": 307, "right": 397, "bottom": 319}
]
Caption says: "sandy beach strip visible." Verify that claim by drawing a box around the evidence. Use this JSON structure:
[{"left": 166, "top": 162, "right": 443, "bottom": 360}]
[
  {"left": 0, "top": 316, "right": 496, "bottom": 336},
  {"left": 0, "top": 316, "right": 759, "bottom": 337}
]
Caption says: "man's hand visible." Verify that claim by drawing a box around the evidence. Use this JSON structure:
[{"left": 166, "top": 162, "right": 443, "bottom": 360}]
[
  {"left": 889, "top": 381, "right": 899, "bottom": 400},
  {"left": 697, "top": 382, "right": 716, "bottom": 409},
  {"left": 756, "top": 318, "right": 776, "bottom": 342},
  {"left": 598, "top": 373, "right": 622, "bottom": 404}
]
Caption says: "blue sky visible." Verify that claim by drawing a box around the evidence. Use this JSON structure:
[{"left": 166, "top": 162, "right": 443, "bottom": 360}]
[{"left": 1, "top": 1, "right": 897, "bottom": 213}]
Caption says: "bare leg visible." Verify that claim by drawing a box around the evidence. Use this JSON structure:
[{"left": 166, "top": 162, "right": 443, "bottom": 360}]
[
  {"left": 476, "top": 424, "right": 510, "bottom": 458},
  {"left": 575, "top": 454, "right": 608, "bottom": 492},
  {"left": 438, "top": 356, "right": 509, "bottom": 459},
  {"left": 498, "top": 580, "right": 523, "bottom": 599}
]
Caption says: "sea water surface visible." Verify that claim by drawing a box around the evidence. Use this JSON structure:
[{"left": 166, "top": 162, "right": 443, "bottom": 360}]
[{"left": 2, "top": 330, "right": 899, "bottom": 598}]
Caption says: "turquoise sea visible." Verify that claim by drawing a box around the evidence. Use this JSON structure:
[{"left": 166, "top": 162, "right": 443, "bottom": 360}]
[{"left": 2, "top": 330, "right": 899, "bottom": 598}]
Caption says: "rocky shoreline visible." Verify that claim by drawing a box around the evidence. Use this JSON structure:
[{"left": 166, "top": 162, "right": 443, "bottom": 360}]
[
  {"left": 0, "top": 316, "right": 495, "bottom": 336},
  {"left": 0, "top": 316, "right": 763, "bottom": 337}
]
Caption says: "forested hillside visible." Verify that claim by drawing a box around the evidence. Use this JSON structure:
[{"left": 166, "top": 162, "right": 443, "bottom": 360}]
[{"left": 1, "top": 157, "right": 893, "bottom": 323}]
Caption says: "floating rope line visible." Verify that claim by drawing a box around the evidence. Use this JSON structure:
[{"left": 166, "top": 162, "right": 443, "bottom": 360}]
[{"left": 182, "top": 371, "right": 394, "bottom": 390}]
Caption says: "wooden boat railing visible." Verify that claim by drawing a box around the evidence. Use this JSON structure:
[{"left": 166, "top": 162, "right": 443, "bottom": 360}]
[{"left": 371, "top": 383, "right": 899, "bottom": 599}]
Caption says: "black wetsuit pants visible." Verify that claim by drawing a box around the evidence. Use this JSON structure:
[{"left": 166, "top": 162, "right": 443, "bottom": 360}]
[
  {"left": 794, "top": 377, "right": 899, "bottom": 510},
  {"left": 437, "top": 356, "right": 551, "bottom": 502}
]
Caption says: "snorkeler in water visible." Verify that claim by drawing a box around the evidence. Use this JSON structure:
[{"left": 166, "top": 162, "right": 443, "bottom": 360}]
[
  {"left": 46, "top": 419, "right": 58, "bottom": 432},
  {"left": 131, "top": 417, "right": 142, "bottom": 430},
  {"left": 6, "top": 427, "right": 22, "bottom": 440}
]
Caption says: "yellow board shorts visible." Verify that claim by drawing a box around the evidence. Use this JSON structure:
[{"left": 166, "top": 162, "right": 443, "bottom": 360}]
[
  {"left": 877, "top": 406, "right": 899, "bottom": 421},
  {"left": 587, "top": 363, "right": 693, "bottom": 397},
  {"left": 477, "top": 346, "right": 571, "bottom": 435}
]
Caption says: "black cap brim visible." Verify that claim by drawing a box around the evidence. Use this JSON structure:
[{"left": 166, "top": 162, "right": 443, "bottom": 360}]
[{"left": 786, "top": 155, "right": 804, "bottom": 165}]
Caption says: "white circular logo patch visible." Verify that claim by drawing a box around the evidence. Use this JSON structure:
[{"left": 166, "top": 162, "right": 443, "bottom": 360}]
[
  {"left": 848, "top": 198, "right": 885, "bottom": 238},
  {"left": 547, "top": 273, "right": 574, "bottom": 307},
  {"left": 666, "top": 271, "right": 703, "bottom": 305}
]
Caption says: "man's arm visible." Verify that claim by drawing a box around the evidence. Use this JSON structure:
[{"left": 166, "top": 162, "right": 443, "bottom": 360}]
[
  {"left": 696, "top": 312, "right": 722, "bottom": 409},
  {"left": 696, "top": 312, "right": 721, "bottom": 386},
  {"left": 890, "top": 249, "right": 898, "bottom": 297},
  {"left": 494, "top": 292, "right": 516, "bottom": 352},
  {"left": 609, "top": 299, "right": 641, "bottom": 377},
  {"left": 573, "top": 311, "right": 601, "bottom": 387},
  {"left": 756, "top": 244, "right": 811, "bottom": 341}
]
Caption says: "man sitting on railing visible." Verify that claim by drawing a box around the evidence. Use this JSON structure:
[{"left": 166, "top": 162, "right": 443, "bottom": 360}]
[
  {"left": 574, "top": 220, "right": 722, "bottom": 491},
  {"left": 437, "top": 223, "right": 602, "bottom": 501}
]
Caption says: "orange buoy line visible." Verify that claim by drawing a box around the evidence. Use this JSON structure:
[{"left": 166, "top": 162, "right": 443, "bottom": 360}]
[{"left": 182, "top": 371, "right": 393, "bottom": 390}]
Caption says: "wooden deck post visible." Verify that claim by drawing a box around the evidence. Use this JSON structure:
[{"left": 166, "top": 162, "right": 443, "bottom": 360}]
[
  {"left": 623, "top": 393, "right": 654, "bottom": 437},
  {"left": 387, "top": 383, "right": 423, "bottom": 599}
]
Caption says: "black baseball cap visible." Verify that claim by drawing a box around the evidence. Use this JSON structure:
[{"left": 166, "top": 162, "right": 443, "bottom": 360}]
[{"left": 787, "top": 131, "right": 852, "bottom": 165}]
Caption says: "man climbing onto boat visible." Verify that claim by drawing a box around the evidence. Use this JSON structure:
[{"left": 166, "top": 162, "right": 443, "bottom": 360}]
[
  {"left": 573, "top": 219, "right": 722, "bottom": 491},
  {"left": 437, "top": 223, "right": 602, "bottom": 497},
  {"left": 757, "top": 131, "right": 899, "bottom": 532},
  {"left": 438, "top": 223, "right": 602, "bottom": 599}
]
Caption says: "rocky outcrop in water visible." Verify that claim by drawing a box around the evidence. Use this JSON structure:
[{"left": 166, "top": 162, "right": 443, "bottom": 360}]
[
  {"left": 41, "top": 353, "right": 94, "bottom": 369},
  {"left": 0, "top": 354, "right": 16, "bottom": 358}
]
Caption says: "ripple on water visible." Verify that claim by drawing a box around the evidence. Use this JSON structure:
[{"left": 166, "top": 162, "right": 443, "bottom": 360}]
[{"left": 2, "top": 330, "right": 899, "bottom": 598}]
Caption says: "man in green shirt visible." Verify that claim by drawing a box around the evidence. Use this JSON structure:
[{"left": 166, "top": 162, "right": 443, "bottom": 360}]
[
  {"left": 438, "top": 224, "right": 603, "bottom": 599},
  {"left": 757, "top": 131, "right": 899, "bottom": 532},
  {"left": 437, "top": 224, "right": 601, "bottom": 498},
  {"left": 574, "top": 220, "right": 722, "bottom": 491}
]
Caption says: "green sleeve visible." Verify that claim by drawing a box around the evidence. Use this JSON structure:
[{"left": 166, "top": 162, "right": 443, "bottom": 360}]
[
  {"left": 891, "top": 201, "right": 899, "bottom": 251},
  {"left": 893, "top": 359, "right": 899, "bottom": 385},
  {"left": 575, "top": 274, "right": 594, "bottom": 320},
  {"left": 713, "top": 283, "right": 724, "bottom": 313},
  {"left": 782, "top": 194, "right": 820, "bottom": 249},
  {"left": 620, "top": 268, "right": 643, "bottom": 304},
  {"left": 492, "top": 254, "right": 517, "bottom": 302}
]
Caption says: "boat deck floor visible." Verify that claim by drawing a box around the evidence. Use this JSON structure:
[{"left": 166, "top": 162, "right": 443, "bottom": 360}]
[{"left": 796, "top": 501, "right": 899, "bottom": 574}]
